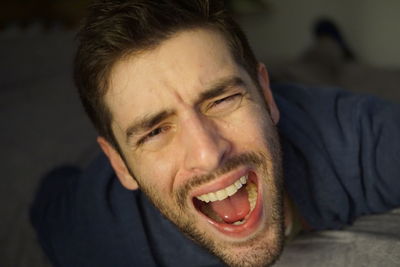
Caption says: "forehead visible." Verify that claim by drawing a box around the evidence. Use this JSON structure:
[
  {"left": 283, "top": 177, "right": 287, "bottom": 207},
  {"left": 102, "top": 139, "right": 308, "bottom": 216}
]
[{"left": 106, "top": 29, "right": 248, "bottom": 133}]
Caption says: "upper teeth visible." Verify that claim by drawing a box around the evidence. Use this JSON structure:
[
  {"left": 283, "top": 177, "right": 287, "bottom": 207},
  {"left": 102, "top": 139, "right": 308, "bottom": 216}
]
[{"left": 196, "top": 175, "right": 248, "bottom": 203}]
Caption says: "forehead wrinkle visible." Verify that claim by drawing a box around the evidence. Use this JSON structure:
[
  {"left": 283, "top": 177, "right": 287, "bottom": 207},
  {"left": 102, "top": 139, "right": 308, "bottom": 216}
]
[{"left": 106, "top": 29, "right": 251, "bottom": 142}]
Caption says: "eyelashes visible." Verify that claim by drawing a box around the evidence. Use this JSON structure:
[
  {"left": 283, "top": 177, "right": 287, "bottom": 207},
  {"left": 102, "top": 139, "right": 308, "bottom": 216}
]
[{"left": 137, "top": 125, "right": 172, "bottom": 145}]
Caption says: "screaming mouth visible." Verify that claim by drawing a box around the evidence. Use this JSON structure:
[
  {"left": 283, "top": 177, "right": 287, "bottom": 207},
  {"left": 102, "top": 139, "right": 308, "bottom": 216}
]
[{"left": 193, "top": 174, "right": 259, "bottom": 226}]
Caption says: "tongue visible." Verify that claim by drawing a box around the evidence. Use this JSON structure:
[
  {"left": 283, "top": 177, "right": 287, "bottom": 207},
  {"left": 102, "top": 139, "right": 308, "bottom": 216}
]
[{"left": 209, "top": 186, "right": 250, "bottom": 223}]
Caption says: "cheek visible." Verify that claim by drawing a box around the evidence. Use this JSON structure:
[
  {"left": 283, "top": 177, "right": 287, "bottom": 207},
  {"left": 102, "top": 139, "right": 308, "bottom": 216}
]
[
  {"left": 131, "top": 152, "right": 177, "bottom": 194},
  {"left": 225, "top": 105, "right": 272, "bottom": 148}
]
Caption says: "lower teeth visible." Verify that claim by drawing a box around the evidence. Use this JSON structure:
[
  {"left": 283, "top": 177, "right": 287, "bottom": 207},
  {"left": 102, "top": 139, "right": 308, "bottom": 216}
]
[
  {"left": 200, "top": 181, "right": 258, "bottom": 224},
  {"left": 232, "top": 219, "right": 245, "bottom": 225}
]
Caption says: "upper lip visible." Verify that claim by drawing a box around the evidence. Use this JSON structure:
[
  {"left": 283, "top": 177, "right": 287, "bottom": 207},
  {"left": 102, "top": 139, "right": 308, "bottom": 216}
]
[{"left": 189, "top": 167, "right": 251, "bottom": 200}]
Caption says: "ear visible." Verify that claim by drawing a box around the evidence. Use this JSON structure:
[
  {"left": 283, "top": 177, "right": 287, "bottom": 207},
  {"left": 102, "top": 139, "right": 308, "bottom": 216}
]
[
  {"left": 257, "top": 63, "right": 280, "bottom": 125},
  {"left": 97, "top": 136, "right": 139, "bottom": 190}
]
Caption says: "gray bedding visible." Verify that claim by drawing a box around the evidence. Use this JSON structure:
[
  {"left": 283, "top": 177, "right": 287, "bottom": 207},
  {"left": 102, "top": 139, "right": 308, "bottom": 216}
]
[{"left": 277, "top": 208, "right": 400, "bottom": 266}]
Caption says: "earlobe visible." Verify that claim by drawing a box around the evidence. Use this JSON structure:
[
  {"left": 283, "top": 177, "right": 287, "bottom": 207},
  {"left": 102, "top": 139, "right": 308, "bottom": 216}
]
[
  {"left": 97, "top": 136, "right": 139, "bottom": 190},
  {"left": 257, "top": 63, "right": 280, "bottom": 125}
]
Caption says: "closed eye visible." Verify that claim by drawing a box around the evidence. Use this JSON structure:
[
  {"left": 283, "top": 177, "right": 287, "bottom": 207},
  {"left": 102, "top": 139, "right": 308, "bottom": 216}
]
[
  {"left": 213, "top": 93, "right": 241, "bottom": 106},
  {"left": 206, "top": 93, "right": 244, "bottom": 115}
]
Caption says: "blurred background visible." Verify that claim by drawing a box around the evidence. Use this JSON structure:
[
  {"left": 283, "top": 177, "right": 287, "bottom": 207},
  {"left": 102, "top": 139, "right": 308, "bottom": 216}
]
[{"left": 1, "top": 0, "right": 399, "bottom": 266}]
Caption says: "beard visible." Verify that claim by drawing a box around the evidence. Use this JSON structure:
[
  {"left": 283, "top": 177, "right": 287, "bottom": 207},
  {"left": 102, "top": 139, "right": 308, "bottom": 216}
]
[{"left": 130, "top": 120, "right": 285, "bottom": 267}]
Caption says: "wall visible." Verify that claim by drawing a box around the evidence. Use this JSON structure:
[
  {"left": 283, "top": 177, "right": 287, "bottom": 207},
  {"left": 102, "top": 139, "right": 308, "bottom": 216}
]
[{"left": 237, "top": 0, "right": 400, "bottom": 67}]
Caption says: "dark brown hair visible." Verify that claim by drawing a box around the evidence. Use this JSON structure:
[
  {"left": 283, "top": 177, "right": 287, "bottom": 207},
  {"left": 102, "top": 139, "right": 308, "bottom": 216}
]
[{"left": 74, "top": 0, "right": 258, "bottom": 150}]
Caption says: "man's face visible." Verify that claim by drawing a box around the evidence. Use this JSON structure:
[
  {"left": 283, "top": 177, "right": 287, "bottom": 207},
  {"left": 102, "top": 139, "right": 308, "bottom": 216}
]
[{"left": 102, "top": 29, "right": 284, "bottom": 266}]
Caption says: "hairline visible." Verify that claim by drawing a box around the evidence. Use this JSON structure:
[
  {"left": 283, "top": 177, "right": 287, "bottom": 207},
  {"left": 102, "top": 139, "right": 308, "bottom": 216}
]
[{"left": 100, "top": 25, "right": 261, "bottom": 154}]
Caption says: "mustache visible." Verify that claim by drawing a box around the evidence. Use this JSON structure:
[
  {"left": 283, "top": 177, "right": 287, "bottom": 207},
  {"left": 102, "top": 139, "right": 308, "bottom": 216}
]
[{"left": 176, "top": 151, "right": 266, "bottom": 210}]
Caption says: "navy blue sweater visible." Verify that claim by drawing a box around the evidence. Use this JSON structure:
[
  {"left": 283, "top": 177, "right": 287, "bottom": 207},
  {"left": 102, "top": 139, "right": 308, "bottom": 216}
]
[{"left": 31, "top": 84, "right": 400, "bottom": 266}]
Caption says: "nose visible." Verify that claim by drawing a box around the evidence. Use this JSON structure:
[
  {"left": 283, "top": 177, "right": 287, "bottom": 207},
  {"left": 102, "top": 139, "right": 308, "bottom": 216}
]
[{"left": 181, "top": 112, "right": 231, "bottom": 174}]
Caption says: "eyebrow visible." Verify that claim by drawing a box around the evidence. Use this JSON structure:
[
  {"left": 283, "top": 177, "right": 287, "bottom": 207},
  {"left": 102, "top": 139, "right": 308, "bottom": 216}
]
[
  {"left": 125, "top": 76, "right": 245, "bottom": 143},
  {"left": 126, "top": 110, "right": 175, "bottom": 142}
]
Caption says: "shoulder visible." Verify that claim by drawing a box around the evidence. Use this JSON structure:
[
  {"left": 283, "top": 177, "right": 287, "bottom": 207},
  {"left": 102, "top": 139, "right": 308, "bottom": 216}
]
[{"left": 30, "top": 154, "right": 156, "bottom": 266}]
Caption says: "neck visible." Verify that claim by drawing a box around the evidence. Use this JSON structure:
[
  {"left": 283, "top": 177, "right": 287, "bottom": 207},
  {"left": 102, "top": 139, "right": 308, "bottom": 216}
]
[{"left": 283, "top": 191, "right": 307, "bottom": 241}]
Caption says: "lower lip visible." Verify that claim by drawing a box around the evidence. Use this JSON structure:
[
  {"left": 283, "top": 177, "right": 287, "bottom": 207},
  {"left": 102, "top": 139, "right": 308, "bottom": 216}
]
[{"left": 201, "top": 173, "right": 265, "bottom": 238}]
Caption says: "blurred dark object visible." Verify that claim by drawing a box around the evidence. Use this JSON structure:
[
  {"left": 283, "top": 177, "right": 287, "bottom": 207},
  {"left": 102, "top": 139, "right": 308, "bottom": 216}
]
[
  {"left": 269, "top": 18, "right": 400, "bottom": 103},
  {"left": 313, "top": 18, "right": 355, "bottom": 61},
  {"left": 296, "top": 18, "right": 355, "bottom": 84}
]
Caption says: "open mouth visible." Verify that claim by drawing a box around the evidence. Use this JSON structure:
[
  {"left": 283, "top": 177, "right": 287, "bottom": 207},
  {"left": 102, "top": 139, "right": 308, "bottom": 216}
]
[{"left": 192, "top": 171, "right": 263, "bottom": 236}]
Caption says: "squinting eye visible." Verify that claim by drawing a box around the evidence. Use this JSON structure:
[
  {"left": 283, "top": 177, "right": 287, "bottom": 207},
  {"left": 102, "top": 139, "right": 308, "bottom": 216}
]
[
  {"left": 138, "top": 125, "right": 170, "bottom": 145},
  {"left": 207, "top": 93, "right": 243, "bottom": 115},
  {"left": 148, "top": 128, "right": 163, "bottom": 138}
]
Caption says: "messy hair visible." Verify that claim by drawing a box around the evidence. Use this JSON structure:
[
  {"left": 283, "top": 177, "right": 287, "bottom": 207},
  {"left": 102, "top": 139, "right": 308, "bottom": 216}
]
[{"left": 74, "top": 0, "right": 258, "bottom": 149}]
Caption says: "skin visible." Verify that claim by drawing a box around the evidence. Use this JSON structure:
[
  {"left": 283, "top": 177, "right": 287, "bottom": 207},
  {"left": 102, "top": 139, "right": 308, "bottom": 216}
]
[{"left": 98, "top": 28, "right": 287, "bottom": 266}]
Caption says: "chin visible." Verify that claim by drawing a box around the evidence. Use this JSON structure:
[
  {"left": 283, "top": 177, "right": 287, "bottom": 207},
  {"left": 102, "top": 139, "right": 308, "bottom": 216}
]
[
  {"left": 215, "top": 222, "right": 284, "bottom": 267},
  {"left": 141, "top": 151, "right": 285, "bottom": 267},
  {"left": 188, "top": 164, "right": 285, "bottom": 267}
]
